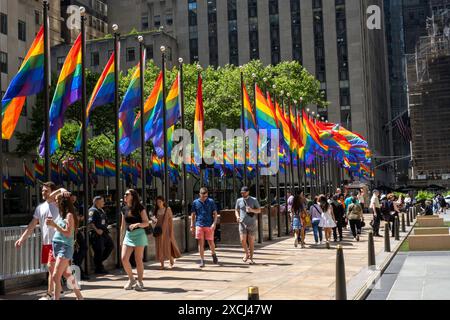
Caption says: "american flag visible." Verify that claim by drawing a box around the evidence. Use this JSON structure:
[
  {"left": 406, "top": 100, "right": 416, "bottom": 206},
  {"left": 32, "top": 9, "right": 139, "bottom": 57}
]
[{"left": 395, "top": 113, "right": 412, "bottom": 142}]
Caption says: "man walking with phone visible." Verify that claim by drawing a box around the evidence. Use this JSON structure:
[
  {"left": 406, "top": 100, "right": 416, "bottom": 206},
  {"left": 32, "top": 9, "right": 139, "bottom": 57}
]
[{"left": 235, "top": 186, "right": 261, "bottom": 265}]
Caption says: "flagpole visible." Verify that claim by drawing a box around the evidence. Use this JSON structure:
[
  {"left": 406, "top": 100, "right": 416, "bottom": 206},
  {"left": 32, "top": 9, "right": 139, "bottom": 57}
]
[
  {"left": 272, "top": 85, "right": 281, "bottom": 238},
  {"left": 79, "top": 6, "right": 90, "bottom": 276},
  {"left": 160, "top": 46, "right": 169, "bottom": 201},
  {"left": 137, "top": 36, "right": 147, "bottom": 208},
  {"left": 262, "top": 78, "right": 272, "bottom": 241},
  {"left": 0, "top": 33, "right": 3, "bottom": 227},
  {"left": 280, "top": 91, "right": 289, "bottom": 235},
  {"left": 178, "top": 58, "right": 189, "bottom": 253},
  {"left": 286, "top": 93, "right": 295, "bottom": 195},
  {"left": 295, "top": 98, "right": 302, "bottom": 193},
  {"left": 240, "top": 70, "right": 247, "bottom": 186},
  {"left": 43, "top": 0, "right": 51, "bottom": 181},
  {"left": 252, "top": 74, "right": 262, "bottom": 244},
  {"left": 111, "top": 24, "right": 121, "bottom": 268}
]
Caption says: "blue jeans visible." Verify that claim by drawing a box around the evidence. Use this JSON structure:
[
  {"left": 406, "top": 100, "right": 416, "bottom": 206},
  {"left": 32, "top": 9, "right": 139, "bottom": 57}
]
[{"left": 312, "top": 219, "right": 323, "bottom": 243}]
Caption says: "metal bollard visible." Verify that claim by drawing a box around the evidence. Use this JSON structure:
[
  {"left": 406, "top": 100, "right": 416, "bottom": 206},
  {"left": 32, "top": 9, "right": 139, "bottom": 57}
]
[
  {"left": 401, "top": 213, "right": 406, "bottom": 232},
  {"left": 335, "top": 245, "right": 347, "bottom": 300},
  {"left": 406, "top": 208, "right": 411, "bottom": 227},
  {"left": 395, "top": 216, "right": 400, "bottom": 240},
  {"left": 384, "top": 222, "right": 391, "bottom": 252},
  {"left": 368, "top": 231, "right": 376, "bottom": 267},
  {"left": 248, "top": 286, "right": 259, "bottom": 300}
]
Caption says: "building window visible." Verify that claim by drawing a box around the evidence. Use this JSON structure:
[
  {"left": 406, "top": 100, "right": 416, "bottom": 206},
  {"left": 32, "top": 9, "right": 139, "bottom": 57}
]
[
  {"left": 290, "top": 0, "right": 302, "bottom": 63},
  {"left": 1, "top": 13, "right": 7, "bottom": 35},
  {"left": 208, "top": 0, "right": 218, "bottom": 67},
  {"left": 248, "top": 0, "right": 259, "bottom": 60},
  {"left": 228, "top": 0, "right": 239, "bottom": 65},
  {"left": 35, "top": 10, "right": 40, "bottom": 25},
  {"left": 269, "top": 0, "right": 280, "bottom": 65},
  {"left": 145, "top": 46, "right": 154, "bottom": 60},
  {"left": 312, "top": 0, "right": 326, "bottom": 113},
  {"left": 18, "top": 20, "right": 26, "bottom": 41},
  {"left": 141, "top": 14, "right": 149, "bottom": 29},
  {"left": 336, "top": 0, "right": 350, "bottom": 109},
  {"left": 0, "top": 51, "right": 7, "bottom": 73},
  {"left": 154, "top": 15, "right": 161, "bottom": 28},
  {"left": 57, "top": 56, "right": 65, "bottom": 71},
  {"left": 91, "top": 52, "right": 99, "bottom": 66},
  {"left": 188, "top": 0, "right": 199, "bottom": 63},
  {"left": 127, "top": 48, "right": 136, "bottom": 62},
  {"left": 166, "top": 11, "right": 173, "bottom": 25},
  {"left": 2, "top": 139, "right": 8, "bottom": 153}
]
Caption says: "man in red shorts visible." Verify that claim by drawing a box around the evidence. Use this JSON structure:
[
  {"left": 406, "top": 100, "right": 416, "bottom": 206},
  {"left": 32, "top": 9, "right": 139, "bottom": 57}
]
[
  {"left": 15, "top": 181, "right": 59, "bottom": 300},
  {"left": 190, "top": 187, "right": 219, "bottom": 268}
]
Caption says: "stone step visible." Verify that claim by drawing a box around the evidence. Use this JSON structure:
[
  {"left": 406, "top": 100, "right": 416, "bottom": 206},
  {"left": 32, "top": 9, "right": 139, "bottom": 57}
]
[
  {"left": 417, "top": 215, "right": 440, "bottom": 221},
  {"left": 414, "top": 227, "right": 450, "bottom": 235},
  {"left": 409, "top": 234, "right": 450, "bottom": 251},
  {"left": 418, "top": 218, "right": 445, "bottom": 227}
]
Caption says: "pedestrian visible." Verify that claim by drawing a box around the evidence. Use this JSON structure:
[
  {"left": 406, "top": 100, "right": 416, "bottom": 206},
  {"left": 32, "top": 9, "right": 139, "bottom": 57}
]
[
  {"left": 425, "top": 200, "right": 434, "bottom": 215},
  {"left": 235, "top": 186, "right": 261, "bottom": 263},
  {"left": 347, "top": 197, "right": 363, "bottom": 241},
  {"left": 370, "top": 190, "right": 383, "bottom": 237},
  {"left": 46, "top": 189, "right": 83, "bottom": 300},
  {"left": 120, "top": 189, "right": 150, "bottom": 291},
  {"left": 88, "top": 196, "right": 114, "bottom": 274},
  {"left": 290, "top": 193, "right": 305, "bottom": 248},
  {"left": 190, "top": 187, "right": 219, "bottom": 268},
  {"left": 345, "top": 192, "right": 358, "bottom": 213},
  {"left": 388, "top": 194, "right": 400, "bottom": 237},
  {"left": 152, "top": 196, "right": 181, "bottom": 270},
  {"left": 309, "top": 196, "right": 323, "bottom": 245},
  {"left": 318, "top": 195, "right": 336, "bottom": 249},
  {"left": 358, "top": 188, "right": 366, "bottom": 212},
  {"left": 331, "top": 195, "right": 345, "bottom": 242},
  {"left": 15, "top": 182, "right": 59, "bottom": 300},
  {"left": 72, "top": 194, "right": 89, "bottom": 280}
]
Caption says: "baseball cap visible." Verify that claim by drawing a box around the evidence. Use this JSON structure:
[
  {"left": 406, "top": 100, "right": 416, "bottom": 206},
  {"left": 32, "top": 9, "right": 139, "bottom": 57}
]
[{"left": 241, "top": 186, "right": 249, "bottom": 193}]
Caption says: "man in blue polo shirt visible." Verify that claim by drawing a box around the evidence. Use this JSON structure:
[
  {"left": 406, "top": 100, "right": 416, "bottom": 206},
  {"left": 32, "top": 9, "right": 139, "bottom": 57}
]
[{"left": 191, "top": 187, "right": 219, "bottom": 268}]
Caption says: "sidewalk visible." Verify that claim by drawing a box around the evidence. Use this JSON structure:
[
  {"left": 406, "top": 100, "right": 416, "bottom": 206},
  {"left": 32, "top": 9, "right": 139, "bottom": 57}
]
[
  {"left": 3, "top": 213, "right": 409, "bottom": 300},
  {"left": 367, "top": 211, "right": 450, "bottom": 300}
]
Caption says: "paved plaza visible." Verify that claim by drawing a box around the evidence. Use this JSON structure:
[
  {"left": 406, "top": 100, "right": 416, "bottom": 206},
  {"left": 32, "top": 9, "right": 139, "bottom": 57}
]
[{"left": 3, "top": 213, "right": 413, "bottom": 300}]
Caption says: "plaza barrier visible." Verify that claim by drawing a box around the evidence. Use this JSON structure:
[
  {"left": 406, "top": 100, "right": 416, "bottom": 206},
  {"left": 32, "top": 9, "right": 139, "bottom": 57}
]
[
  {"left": 335, "top": 245, "right": 347, "bottom": 300},
  {"left": 384, "top": 222, "right": 391, "bottom": 252},
  {"left": 368, "top": 231, "right": 376, "bottom": 267},
  {"left": 0, "top": 225, "right": 47, "bottom": 294}
]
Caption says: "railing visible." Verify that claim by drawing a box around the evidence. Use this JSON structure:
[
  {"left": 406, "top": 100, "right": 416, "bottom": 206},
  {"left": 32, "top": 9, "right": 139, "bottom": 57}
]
[{"left": 0, "top": 226, "right": 46, "bottom": 281}]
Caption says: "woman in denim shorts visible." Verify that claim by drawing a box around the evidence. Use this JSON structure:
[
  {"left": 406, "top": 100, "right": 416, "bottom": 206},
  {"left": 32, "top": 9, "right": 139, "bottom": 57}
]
[
  {"left": 291, "top": 194, "right": 306, "bottom": 248},
  {"left": 46, "top": 190, "right": 83, "bottom": 300}
]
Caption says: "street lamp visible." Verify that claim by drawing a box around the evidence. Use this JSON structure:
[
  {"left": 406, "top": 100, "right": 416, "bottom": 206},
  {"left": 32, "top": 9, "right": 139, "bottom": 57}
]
[{"left": 178, "top": 57, "right": 183, "bottom": 64}]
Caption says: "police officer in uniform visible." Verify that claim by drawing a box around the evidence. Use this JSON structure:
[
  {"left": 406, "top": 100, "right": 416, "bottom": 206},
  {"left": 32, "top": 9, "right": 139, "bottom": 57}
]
[{"left": 88, "top": 196, "right": 114, "bottom": 274}]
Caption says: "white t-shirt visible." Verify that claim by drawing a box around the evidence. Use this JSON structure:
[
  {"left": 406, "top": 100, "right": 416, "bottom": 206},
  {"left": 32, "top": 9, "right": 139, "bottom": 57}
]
[
  {"left": 370, "top": 195, "right": 381, "bottom": 209},
  {"left": 33, "top": 201, "right": 60, "bottom": 245}
]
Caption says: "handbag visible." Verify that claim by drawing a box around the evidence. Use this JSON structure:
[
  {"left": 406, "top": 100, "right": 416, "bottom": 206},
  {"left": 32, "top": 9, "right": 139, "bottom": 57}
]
[{"left": 153, "top": 208, "right": 167, "bottom": 237}]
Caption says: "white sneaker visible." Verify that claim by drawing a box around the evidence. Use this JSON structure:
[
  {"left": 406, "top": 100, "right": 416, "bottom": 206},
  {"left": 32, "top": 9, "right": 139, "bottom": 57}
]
[
  {"left": 124, "top": 279, "right": 136, "bottom": 290},
  {"left": 294, "top": 238, "right": 299, "bottom": 248},
  {"left": 135, "top": 281, "right": 144, "bottom": 291},
  {"left": 319, "top": 241, "right": 323, "bottom": 245},
  {"left": 39, "top": 293, "right": 53, "bottom": 300}
]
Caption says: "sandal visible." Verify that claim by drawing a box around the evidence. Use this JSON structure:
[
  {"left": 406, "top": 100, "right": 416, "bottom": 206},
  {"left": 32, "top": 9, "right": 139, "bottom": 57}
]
[
  {"left": 249, "top": 259, "right": 255, "bottom": 265},
  {"left": 242, "top": 256, "right": 249, "bottom": 263}
]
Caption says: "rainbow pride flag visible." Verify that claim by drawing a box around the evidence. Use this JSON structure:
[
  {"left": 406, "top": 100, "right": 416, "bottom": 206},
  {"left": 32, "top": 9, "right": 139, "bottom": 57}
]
[
  {"left": 193, "top": 74, "right": 204, "bottom": 164},
  {"left": 39, "top": 34, "right": 82, "bottom": 156},
  {"left": 34, "top": 161, "right": 45, "bottom": 182},
  {"left": 2, "top": 26, "right": 44, "bottom": 139},
  {"left": 119, "top": 63, "right": 141, "bottom": 155},
  {"left": 74, "top": 53, "right": 115, "bottom": 152},
  {"left": 24, "top": 162, "right": 36, "bottom": 187},
  {"left": 95, "top": 159, "right": 105, "bottom": 176},
  {"left": 242, "top": 82, "right": 256, "bottom": 131},
  {"left": 104, "top": 160, "right": 116, "bottom": 177},
  {"left": 255, "top": 84, "right": 277, "bottom": 131}
]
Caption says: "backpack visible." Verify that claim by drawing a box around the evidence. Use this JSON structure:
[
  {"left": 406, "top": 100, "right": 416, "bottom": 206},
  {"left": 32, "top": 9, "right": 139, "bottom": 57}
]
[{"left": 381, "top": 200, "right": 390, "bottom": 216}]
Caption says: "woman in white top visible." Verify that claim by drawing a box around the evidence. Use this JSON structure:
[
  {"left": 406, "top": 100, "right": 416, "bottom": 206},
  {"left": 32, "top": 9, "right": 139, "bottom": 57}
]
[{"left": 318, "top": 195, "right": 336, "bottom": 249}]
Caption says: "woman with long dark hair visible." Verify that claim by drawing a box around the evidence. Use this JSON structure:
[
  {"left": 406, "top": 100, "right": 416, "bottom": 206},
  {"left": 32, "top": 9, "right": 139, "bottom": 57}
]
[
  {"left": 152, "top": 196, "right": 181, "bottom": 269},
  {"left": 46, "top": 189, "right": 83, "bottom": 300},
  {"left": 291, "top": 193, "right": 307, "bottom": 248},
  {"left": 120, "top": 189, "right": 149, "bottom": 291}
]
